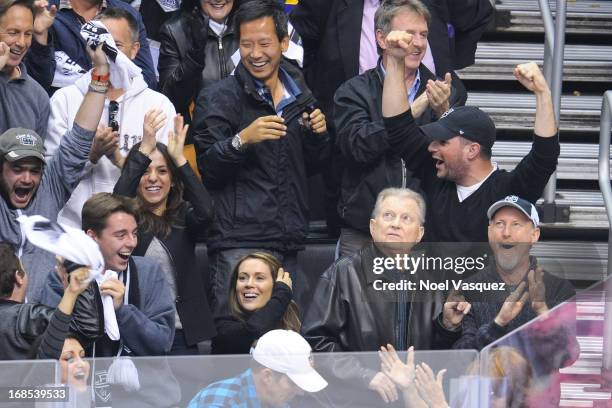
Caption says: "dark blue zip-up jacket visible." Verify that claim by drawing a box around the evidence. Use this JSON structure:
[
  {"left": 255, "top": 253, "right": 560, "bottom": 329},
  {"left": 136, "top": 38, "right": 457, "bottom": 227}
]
[
  {"left": 192, "top": 60, "right": 330, "bottom": 252},
  {"left": 27, "top": 0, "right": 157, "bottom": 91}
]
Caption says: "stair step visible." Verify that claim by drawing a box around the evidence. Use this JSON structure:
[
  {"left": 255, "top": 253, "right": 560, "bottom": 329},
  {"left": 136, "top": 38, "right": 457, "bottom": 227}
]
[
  {"left": 494, "top": 0, "right": 612, "bottom": 35},
  {"left": 494, "top": 141, "right": 612, "bottom": 180},
  {"left": 532, "top": 241, "right": 608, "bottom": 281},
  {"left": 459, "top": 43, "right": 612, "bottom": 82},
  {"left": 467, "top": 93, "right": 602, "bottom": 132}
]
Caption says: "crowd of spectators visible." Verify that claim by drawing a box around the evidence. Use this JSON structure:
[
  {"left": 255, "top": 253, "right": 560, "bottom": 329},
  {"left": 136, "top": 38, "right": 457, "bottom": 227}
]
[{"left": 0, "top": 0, "right": 581, "bottom": 405}]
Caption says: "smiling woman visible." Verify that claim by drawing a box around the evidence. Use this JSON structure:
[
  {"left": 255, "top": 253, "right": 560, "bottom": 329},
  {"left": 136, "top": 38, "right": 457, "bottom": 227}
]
[
  {"left": 112, "top": 112, "right": 216, "bottom": 355},
  {"left": 211, "top": 252, "right": 301, "bottom": 354}
]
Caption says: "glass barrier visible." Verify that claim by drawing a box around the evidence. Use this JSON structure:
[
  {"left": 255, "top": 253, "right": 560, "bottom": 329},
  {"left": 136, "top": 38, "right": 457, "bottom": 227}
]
[
  {"left": 0, "top": 350, "right": 478, "bottom": 407},
  {"left": 480, "top": 273, "right": 612, "bottom": 408},
  {"left": 0, "top": 359, "right": 58, "bottom": 408}
]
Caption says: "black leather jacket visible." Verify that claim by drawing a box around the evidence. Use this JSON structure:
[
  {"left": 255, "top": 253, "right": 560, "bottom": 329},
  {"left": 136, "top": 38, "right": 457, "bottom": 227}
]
[
  {"left": 302, "top": 243, "right": 460, "bottom": 386},
  {"left": 0, "top": 285, "right": 103, "bottom": 360},
  {"left": 158, "top": 10, "right": 239, "bottom": 118}
]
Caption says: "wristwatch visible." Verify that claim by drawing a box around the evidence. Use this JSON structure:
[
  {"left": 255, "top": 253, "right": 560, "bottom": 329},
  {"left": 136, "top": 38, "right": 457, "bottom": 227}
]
[{"left": 231, "top": 134, "right": 244, "bottom": 151}]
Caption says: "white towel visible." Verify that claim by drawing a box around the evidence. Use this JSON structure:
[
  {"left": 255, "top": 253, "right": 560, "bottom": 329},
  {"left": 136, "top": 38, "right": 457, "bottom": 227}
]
[
  {"left": 80, "top": 20, "right": 142, "bottom": 91},
  {"left": 16, "top": 215, "right": 120, "bottom": 341}
]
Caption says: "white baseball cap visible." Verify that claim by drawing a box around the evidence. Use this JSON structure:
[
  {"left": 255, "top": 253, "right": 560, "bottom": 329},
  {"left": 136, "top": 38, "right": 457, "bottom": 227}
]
[{"left": 251, "top": 330, "right": 328, "bottom": 393}]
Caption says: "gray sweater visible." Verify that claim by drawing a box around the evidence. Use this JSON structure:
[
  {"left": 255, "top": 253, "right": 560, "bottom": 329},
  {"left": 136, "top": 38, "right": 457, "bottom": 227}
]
[
  {"left": 0, "top": 123, "right": 94, "bottom": 302},
  {"left": 0, "top": 63, "right": 49, "bottom": 139}
]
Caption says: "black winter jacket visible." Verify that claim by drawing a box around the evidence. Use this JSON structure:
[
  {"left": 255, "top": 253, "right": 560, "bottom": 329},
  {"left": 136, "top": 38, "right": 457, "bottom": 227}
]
[
  {"left": 192, "top": 60, "right": 330, "bottom": 252},
  {"left": 211, "top": 282, "right": 293, "bottom": 354},
  {"left": 334, "top": 63, "right": 466, "bottom": 232},
  {"left": 302, "top": 243, "right": 460, "bottom": 386},
  {"left": 158, "top": 10, "right": 239, "bottom": 119},
  {"left": 113, "top": 150, "right": 216, "bottom": 345}
]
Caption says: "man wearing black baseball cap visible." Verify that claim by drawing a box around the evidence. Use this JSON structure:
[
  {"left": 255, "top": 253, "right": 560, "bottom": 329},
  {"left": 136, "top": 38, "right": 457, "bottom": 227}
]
[
  {"left": 380, "top": 31, "right": 559, "bottom": 244},
  {"left": 453, "top": 195, "right": 575, "bottom": 350},
  {"left": 0, "top": 44, "right": 109, "bottom": 302}
]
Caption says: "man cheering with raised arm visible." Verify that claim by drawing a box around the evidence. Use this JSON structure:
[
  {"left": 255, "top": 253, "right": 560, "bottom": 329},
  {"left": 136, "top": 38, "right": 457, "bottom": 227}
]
[{"left": 381, "top": 29, "right": 559, "bottom": 244}]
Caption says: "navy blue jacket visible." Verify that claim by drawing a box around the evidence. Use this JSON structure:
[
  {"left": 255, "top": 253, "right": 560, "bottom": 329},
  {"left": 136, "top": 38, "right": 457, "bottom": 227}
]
[
  {"left": 27, "top": 0, "right": 157, "bottom": 91},
  {"left": 192, "top": 60, "right": 330, "bottom": 252}
]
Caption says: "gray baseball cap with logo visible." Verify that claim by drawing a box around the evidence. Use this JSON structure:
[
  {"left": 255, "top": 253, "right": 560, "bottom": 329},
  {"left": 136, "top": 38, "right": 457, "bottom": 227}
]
[{"left": 0, "top": 128, "right": 46, "bottom": 164}]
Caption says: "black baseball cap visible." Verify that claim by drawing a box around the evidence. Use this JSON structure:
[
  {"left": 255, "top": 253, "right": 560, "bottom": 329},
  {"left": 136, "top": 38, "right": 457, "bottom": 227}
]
[{"left": 420, "top": 106, "right": 496, "bottom": 149}]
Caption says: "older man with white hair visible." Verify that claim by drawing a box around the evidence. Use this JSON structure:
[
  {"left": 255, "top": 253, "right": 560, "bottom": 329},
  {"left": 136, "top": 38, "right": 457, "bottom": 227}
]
[{"left": 303, "top": 187, "right": 470, "bottom": 404}]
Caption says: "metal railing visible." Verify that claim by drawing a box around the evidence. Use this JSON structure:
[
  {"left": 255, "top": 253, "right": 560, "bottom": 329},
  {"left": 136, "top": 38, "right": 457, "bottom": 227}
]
[
  {"left": 538, "top": 0, "right": 566, "bottom": 209},
  {"left": 598, "top": 91, "right": 612, "bottom": 370}
]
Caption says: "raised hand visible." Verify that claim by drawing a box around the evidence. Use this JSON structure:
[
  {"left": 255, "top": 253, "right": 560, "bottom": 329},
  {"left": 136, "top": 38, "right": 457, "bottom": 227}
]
[
  {"left": 0, "top": 42, "right": 10, "bottom": 71},
  {"left": 514, "top": 62, "right": 549, "bottom": 94},
  {"left": 86, "top": 43, "right": 109, "bottom": 74},
  {"left": 90, "top": 126, "right": 119, "bottom": 164},
  {"left": 167, "top": 114, "right": 189, "bottom": 167},
  {"left": 275, "top": 267, "right": 293, "bottom": 290},
  {"left": 383, "top": 31, "right": 416, "bottom": 61},
  {"left": 494, "top": 281, "right": 529, "bottom": 327},
  {"left": 239, "top": 115, "right": 287, "bottom": 145},
  {"left": 426, "top": 73, "right": 452, "bottom": 117},
  {"left": 528, "top": 267, "right": 548, "bottom": 315},
  {"left": 379, "top": 344, "right": 416, "bottom": 390},
  {"left": 414, "top": 363, "right": 448, "bottom": 408},
  {"left": 368, "top": 371, "right": 399, "bottom": 404},
  {"left": 32, "top": 0, "right": 57, "bottom": 45},
  {"left": 140, "top": 109, "right": 166, "bottom": 155},
  {"left": 66, "top": 267, "right": 92, "bottom": 296}
]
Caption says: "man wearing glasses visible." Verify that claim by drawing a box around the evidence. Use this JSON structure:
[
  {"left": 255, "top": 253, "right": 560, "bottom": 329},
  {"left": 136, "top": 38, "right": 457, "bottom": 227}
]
[{"left": 44, "top": 7, "right": 176, "bottom": 229}]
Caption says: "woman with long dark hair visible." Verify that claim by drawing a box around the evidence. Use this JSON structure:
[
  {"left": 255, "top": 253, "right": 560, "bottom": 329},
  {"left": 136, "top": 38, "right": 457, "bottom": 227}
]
[
  {"left": 113, "top": 110, "right": 216, "bottom": 355},
  {"left": 211, "top": 251, "right": 301, "bottom": 354}
]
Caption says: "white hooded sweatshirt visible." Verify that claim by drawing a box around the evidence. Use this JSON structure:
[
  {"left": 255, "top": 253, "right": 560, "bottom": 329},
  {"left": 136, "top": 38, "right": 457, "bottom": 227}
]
[{"left": 46, "top": 72, "right": 176, "bottom": 228}]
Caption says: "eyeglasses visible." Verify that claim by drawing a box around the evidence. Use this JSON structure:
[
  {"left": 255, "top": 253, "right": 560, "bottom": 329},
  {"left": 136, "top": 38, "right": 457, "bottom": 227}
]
[{"left": 109, "top": 101, "right": 119, "bottom": 131}]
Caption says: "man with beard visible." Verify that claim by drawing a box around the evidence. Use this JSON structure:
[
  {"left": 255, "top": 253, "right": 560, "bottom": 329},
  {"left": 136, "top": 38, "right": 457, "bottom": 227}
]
[
  {"left": 381, "top": 27, "right": 559, "bottom": 244},
  {"left": 0, "top": 42, "right": 109, "bottom": 302},
  {"left": 452, "top": 195, "right": 575, "bottom": 350}
]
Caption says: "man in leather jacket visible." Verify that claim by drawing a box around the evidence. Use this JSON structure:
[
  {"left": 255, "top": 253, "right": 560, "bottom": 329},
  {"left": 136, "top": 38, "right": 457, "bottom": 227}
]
[
  {"left": 302, "top": 187, "right": 470, "bottom": 405},
  {"left": 0, "top": 243, "right": 97, "bottom": 360}
]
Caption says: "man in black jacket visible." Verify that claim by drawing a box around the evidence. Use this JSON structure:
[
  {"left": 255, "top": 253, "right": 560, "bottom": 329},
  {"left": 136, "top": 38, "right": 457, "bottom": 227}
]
[
  {"left": 381, "top": 26, "right": 559, "bottom": 244},
  {"left": 302, "top": 187, "right": 470, "bottom": 405},
  {"left": 0, "top": 242, "right": 92, "bottom": 360},
  {"left": 453, "top": 195, "right": 576, "bottom": 350},
  {"left": 192, "top": 0, "right": 329, "bottom": 313},
  {"left": 334, "top": 0, "right": 466, "bottom": 257}
]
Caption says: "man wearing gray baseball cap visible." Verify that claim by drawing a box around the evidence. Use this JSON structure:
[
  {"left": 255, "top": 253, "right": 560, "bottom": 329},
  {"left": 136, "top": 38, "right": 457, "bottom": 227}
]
[
  {"left": 0, "top": 43, "right": 110, "bottom": 302},
  {"left": 453, "top": 195, "right": 575, "bottom": 350}
]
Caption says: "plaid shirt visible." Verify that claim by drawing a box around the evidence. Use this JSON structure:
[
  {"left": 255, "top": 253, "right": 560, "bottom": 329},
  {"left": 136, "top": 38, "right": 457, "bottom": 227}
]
[
  {"left": 254, "top": 68, "right": 302, "bottom": 116},
  {"left": 187, "top": 369, "right": 263, "bottom": 408}
]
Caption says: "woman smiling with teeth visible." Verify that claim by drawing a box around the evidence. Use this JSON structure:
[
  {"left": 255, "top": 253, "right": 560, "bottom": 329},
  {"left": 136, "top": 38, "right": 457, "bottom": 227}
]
[
  {"left": 211, "top": 252, "right": 301, "bottom": 354},
  {"left": 113, "top": 109, "right": 216, "bottom": 355}
]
